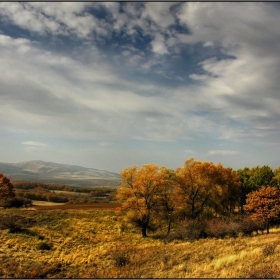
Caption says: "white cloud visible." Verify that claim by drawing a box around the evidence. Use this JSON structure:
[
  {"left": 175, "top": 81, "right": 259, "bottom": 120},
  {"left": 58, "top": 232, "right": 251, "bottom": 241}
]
[
  {"left": 142, "top": 2, "right": 175, "bottom": 29},
  {"left": 0, "top": 2, "right": 280, "bottom": 171},
  {"left": 151, "top": 33, "right": 169, "bottom": 55},
  {"left": 0, "top": 2, "right": 107, "bottom": 39},
  {"left": 22, "top": 141, "right": 49, "bottom": 147}
]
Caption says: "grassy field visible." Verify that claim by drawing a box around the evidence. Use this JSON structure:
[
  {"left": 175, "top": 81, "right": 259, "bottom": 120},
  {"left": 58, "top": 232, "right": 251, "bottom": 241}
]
[{"left": 0, "top": 206, "right": 280, "bottom": 278}]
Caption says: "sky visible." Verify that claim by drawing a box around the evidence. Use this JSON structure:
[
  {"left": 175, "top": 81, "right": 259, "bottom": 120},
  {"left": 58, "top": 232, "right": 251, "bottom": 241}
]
[{"left": 0, "top": 2, "right": 280, "bottom": 173}]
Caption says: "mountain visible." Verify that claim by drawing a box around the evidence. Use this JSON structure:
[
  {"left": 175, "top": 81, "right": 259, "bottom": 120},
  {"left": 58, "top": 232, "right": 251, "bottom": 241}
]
[{"left": 0, "top": 160, "right": 120, "bottom": 186}]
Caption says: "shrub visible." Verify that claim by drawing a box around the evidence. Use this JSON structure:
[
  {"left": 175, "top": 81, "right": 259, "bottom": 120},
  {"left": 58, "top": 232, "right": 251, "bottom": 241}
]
[
  {"left": 114, "top": 252, "right": 130, "bottom": 267},
  {"left": 205, "top": 219, "right": 229, "bottom": 239},
  {"left": 0, "top": 215, "right": 35, "bottom": 233},
  {"left": 0, "top": 196, "right": 32, "bottom": 208},
  {"left": 111, "top": 243, "right": 134, "bottom": 268},
  {"left": 38, "top": 242, "right": 52, "bottom": 250},
  {"left": 247, "top": 263, "right": 279, "bottom": 278},
  {"left": 166, "top": 219, "right": 206, "bottom": 242},
  {"left": 262, "top": 243, "right": 277, "bottom": 257},
  {"left": 239, "top": 216, "right": 265, "bottom": 236},
  {"left": 204, "top": 218, "right": 242, "bottom": 239}
]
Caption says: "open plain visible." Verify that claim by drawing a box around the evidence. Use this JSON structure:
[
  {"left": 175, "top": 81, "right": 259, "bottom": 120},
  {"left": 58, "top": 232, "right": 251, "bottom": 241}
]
[{"left": 0, "top": 205, "right": 279, "bottom": 278}]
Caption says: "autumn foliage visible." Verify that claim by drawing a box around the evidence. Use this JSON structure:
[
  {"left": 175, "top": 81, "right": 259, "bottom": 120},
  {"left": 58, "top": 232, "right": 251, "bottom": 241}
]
[
  {"left": 116, "top": 164, "right": 171, "bottom": 237},
  {"left": 117, "top": 158, "right": 244, "bottom": 237},
  {"left": 244, "top": 186, "right": 280, "bottom": 233},
  {"left": 175, "top": 158, "right": 241, "bottom": 219},
  {"left": 0, "top": 173, "right": 15, "bottom": 202}
]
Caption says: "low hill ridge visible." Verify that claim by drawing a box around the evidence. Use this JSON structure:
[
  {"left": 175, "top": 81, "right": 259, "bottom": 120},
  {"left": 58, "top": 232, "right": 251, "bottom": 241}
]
[{"left": 0, "top": 160, "right": 120, "bottom": 186}]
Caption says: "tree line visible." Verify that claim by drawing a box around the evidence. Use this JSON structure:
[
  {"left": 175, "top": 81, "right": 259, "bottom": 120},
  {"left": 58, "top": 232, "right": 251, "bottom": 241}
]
[
  {"left": 0, "top": 176, "right": 116, "bottom": 207},
  {"left": 1, "top": 158, "right": 280, "bottom": 239},
  {"left": 116, "top": 158, "right": 280, "bottom": 237}
]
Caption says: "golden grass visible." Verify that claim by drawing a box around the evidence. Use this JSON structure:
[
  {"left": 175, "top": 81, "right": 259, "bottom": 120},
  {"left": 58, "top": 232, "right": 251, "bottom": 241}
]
[
  {"left": 32, "top": 200, "right": 66, "bottom": 206},
  {"left": 0, "top": 208, "right": 279, "bottom": 278}
]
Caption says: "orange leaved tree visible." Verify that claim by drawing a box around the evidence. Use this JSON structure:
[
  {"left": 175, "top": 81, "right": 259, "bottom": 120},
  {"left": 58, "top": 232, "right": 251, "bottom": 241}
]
[
  {"left": 175, "top": 158, "right": 241, "bottom": 220},
  {"left": 244, "top": 186, "right": 280, "bottom": 233},
  {"left": 0, "top": 173, "right": 15, "bottom": 207},
  {"left": 116, "top": 164, "right": 173, "bottom": 237}
]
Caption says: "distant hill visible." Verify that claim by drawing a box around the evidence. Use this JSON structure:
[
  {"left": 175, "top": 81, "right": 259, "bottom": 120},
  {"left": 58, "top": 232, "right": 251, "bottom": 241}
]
[{"left": 0, "top": 160, "right": 120, "bottom": 187}]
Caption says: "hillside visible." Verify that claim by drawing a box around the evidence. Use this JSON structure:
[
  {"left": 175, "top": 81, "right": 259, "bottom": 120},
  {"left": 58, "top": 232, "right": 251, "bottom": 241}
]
[
  {"left": 0, "top": 160, "right": 120, "bottom": 186},
  {"left": 0, "top": 208, "right": 279, "bottom": 278}
]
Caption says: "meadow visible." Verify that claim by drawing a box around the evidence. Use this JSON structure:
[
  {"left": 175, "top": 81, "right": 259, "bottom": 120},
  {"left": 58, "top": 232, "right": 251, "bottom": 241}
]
[{"left": 0, "top": 205, "right": 280, "bottom": 278}]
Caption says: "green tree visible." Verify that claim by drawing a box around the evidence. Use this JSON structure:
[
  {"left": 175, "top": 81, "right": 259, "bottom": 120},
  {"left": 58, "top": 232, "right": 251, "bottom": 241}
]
[
  {"left": 272, "top": 167, "right": 280, "bottom": 189},
  {"left": 237, "top": 165, "right": 276, "bottom": 212},
  {"left": 244, "top": 186, "right": 280, "bottom": 233}
]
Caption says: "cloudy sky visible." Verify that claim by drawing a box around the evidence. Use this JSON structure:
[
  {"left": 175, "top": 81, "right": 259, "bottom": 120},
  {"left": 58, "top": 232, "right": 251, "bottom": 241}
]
[{"left": 0, "top": 2, "right": 280, "bottom": 172}]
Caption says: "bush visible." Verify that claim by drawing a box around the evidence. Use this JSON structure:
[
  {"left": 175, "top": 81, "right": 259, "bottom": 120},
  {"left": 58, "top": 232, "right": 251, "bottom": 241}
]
[
  {"left": 204, "top": 218, "right": 241, "bottom": 239},
  {"left": 166, "top": 219, "right": 206, "bottom": 242},
  {"left": 111, "top": 244, "right": 131, "bottom": 267},
  {"left": 164, "top": 215, "right": 271, "bottom": 243},
  {"left": 0, "top": 196, "right": 32, "bottom": 208},
  {"left": 0, "top": 215, "right": 36, "bottom": 233},
  {"left": 38, "top": 242, "right": 52, "bottom": 250},
  {"left": 114, "top": 253, "right": 130, "bottom": 267},
  {"left": 205, "top": 219, "right": 229, "bottom": 239},
  {"left": 239, "top": 216, "right": 265, "bottom": 236},
  {"left": 247, "top": 263, "right": 279, "bottom": 278},
  {"left": 262, "top": 243, "right": 277, "bottom": 257}
]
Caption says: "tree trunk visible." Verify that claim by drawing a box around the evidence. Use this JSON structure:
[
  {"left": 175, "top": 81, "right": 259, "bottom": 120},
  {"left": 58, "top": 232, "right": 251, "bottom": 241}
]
[
  {"left": 166, "top": 220, "right": 171, "bottom": 236},
  {"left": 141, "top": 224, "right": 147, "bottom": 237},
  {"left": 266, "top": 224, "right": 270, "bottom": 234}
]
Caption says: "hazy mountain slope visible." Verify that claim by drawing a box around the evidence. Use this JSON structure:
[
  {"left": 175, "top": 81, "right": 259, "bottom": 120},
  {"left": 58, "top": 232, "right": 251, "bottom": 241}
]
[{"left": 0, "top": 160, "right": 120, "bottom": 186}]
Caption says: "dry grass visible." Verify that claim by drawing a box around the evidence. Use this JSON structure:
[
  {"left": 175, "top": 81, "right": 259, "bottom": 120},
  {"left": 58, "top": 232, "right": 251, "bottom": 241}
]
[
  {"left": 33, "top": 202, "right": 121, "bottom": 210},
  {"left": 32, "top": 200, "right": 66, "bottom": 206},
  {"left": 0, "top": 207, "right": 279, "bottom": 278}
]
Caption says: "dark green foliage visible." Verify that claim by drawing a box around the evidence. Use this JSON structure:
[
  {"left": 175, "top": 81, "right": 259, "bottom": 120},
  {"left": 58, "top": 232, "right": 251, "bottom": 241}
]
[{"left": 237, "top": 166, "right": 277, "bottom": 211}]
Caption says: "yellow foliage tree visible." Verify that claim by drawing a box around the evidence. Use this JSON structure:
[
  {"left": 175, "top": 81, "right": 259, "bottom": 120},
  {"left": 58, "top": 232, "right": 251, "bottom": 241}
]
[
  {"left": 175, "top": 158, "right": 241, "bottom": 220},
  {"left": 116, "top": 164, "right": 172, "bottom": 237}
]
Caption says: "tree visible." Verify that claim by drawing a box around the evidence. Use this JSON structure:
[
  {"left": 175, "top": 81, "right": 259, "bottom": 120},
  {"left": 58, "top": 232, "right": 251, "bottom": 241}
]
[
  {"left": 244, "top": 186, "right": 280, "bottom": 233},
  {"left": 155, "top": 167, "right": 177, "bottom": 236},
  {"left": 0, "top": 173, "right": 15, "bottom": 207},
  {"left": 175, "top": 158, "right": 241, "bottom": 220},
  {"left": 272, "top": 167, "right": 280, "bottom": 189},
  {"left": 212, "top": 167, "right": 241, "bottom": 214},
  {"left": 237, "top": 166, "right": 276, "bottom": 212},
  {"left": 116, "top": 164, "right": 171, "bottom": 237}
]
